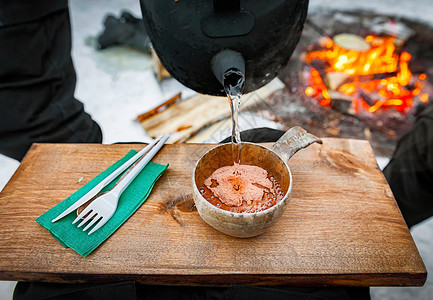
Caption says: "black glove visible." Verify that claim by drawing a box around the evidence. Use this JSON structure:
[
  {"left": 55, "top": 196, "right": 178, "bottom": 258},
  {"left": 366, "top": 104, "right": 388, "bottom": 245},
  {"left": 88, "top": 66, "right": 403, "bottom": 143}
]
[{"left": 96, "top": 10, "right": 152, "bottom": 53}]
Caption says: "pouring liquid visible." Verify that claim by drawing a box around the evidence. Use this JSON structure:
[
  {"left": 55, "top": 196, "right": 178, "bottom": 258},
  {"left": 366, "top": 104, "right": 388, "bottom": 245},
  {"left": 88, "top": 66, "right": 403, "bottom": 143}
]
[
  {"left": 222, "top": 69, "right": 245, "bottom": 169},
  {"left": 200, "top": 69, "right": 284, "bottom": 212}
]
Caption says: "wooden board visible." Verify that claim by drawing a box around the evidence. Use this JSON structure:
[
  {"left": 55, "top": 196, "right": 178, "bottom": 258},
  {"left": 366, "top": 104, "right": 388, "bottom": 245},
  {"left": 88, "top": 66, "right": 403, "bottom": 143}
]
[{"left": 0, "top": 140, "right": 426, "bottom": 286}]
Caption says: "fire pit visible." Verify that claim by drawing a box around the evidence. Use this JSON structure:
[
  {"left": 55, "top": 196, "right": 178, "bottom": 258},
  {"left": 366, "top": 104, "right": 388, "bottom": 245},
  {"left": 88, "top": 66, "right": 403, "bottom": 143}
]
[
  {"left": 265, "top": 9, "right": 433, "bottom": 157},
  {"left": 304, "top": 33, "right": 429, "bottom": 115}
]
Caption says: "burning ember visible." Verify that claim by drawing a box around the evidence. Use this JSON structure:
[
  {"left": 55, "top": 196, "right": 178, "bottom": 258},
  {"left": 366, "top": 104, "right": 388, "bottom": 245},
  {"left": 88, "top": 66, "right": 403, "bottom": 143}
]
[{"left": 303, "top": 33, "right": 429, "bottom": 115}]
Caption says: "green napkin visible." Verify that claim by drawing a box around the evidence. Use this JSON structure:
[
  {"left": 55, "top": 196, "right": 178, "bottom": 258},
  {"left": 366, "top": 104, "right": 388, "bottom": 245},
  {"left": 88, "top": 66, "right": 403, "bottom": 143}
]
[{"left": 36, "top": 150, "right": 168, "bottom": 257}]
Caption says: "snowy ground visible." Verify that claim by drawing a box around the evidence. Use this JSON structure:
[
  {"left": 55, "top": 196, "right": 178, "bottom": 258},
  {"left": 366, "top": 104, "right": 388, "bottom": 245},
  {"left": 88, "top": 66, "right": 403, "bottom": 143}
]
[{"left": 0, "top": 0, "right": 431, "bottom": 298}]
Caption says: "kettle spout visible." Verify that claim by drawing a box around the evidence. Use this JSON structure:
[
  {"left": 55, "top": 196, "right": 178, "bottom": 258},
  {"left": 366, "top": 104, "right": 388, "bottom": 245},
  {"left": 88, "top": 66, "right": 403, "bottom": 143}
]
[{"left": 211, "top": 49, "right": 245, "bottom": 87}]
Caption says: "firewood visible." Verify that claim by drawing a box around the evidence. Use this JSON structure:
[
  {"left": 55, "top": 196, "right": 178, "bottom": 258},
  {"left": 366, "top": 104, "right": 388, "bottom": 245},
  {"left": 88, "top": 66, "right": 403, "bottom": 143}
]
[
  {"left": 137, "top": 79, "right": 284, "bottom": 143},
  {"left": 136, "top": 93, "right": 182, "bottom": 122},
  {"left": 333, "top": 33, "right": 371, "bottom": 52},
  {"left": 152, "top": 49, "right": 171, "bottom": 81},
  {"left": 326, "top": 72, "right": 351, "bottom": 90}
]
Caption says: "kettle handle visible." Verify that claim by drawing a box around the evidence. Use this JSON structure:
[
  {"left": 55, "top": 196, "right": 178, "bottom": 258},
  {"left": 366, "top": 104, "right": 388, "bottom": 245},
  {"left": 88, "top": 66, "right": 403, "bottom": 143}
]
[
  {"left": 271, "top": 126, "right": 322, "bottom": 162},
  {"left": 213, "top": 0, "right": 240, "bottom": 11}
]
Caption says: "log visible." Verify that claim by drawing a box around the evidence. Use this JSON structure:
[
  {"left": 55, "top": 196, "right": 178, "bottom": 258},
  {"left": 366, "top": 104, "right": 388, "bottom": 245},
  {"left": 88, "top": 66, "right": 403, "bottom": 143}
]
[{"left": 137, "top": 79, "right": 284, "bottom": 143}]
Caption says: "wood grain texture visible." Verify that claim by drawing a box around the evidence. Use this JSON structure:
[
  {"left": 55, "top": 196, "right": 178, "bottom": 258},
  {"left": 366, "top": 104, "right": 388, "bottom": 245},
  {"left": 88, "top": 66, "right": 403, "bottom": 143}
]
[{"left": 0, "top": 140, "right": 426, "bottom": 286}]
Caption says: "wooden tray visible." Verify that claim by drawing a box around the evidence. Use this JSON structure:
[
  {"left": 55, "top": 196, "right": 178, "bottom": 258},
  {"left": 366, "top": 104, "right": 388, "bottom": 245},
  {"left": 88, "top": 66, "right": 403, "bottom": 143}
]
[{"left": 0, "top": 140, "right": 426, "bottom": 286}]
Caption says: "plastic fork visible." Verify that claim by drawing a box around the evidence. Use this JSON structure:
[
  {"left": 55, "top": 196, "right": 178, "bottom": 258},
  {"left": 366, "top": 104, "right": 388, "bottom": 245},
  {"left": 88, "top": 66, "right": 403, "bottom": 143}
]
[
  {"left": 51, "top": 135, "right": 167, "bottom": 223},
  {"left": 72, "top": 134, "right": 169, "bottom": 235}
]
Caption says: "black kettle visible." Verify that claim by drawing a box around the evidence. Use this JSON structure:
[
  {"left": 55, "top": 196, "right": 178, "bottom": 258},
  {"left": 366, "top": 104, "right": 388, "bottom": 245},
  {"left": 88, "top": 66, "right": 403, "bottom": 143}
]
[{"left": 140, "top": 0, "right": 309, "bottom": 96}]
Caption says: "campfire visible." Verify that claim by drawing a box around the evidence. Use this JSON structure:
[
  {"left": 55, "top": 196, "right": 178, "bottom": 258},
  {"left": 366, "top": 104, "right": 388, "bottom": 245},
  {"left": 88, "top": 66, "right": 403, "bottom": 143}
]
[
  {"left": 262, "top": 10, "right": 433, "bottom": 157},
  {"left": 303, "top": 32, "right": 429, "bottom": 117}
]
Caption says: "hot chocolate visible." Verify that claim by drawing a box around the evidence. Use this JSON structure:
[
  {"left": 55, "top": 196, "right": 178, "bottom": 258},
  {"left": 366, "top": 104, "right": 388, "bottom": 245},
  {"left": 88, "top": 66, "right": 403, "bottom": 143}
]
[{"left": 200, "top": 163, "right": 284, "bottom": 213}]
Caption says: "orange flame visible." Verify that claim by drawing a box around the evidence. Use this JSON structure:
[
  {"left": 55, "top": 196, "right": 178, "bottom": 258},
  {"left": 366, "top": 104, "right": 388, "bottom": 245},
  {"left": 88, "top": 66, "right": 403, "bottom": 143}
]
[{"left": 304, "top": 34, "right": 429, "bottom": 113}]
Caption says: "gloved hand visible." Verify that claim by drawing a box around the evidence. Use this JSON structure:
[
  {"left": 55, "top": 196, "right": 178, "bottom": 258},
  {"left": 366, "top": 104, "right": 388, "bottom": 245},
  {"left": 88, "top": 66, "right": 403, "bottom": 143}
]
[{"left": 96, "top": 10, "right": 152, "bottom": 53}]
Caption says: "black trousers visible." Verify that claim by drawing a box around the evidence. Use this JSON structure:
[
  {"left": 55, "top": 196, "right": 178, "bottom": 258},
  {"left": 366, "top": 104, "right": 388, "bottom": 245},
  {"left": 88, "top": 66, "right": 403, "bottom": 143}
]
[
  {"left": 13, "top": 281, "right": 370, "bottom": 300},
  {"left": 383, "top": 103, "right": 433, "bottom": 228},
  {"left": 0, "top": 5, "right": 102, "bottom": 161}
]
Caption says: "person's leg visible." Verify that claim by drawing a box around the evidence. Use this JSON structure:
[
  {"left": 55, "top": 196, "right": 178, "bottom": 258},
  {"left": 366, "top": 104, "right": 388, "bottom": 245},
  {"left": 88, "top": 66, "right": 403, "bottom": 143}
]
[
  {"left": 0, "top": 8, "right": 102, "bottom": 161},
  {"left": 383, "top": 104, "right": 433, "bottom": 228},
  {"left": 13, "top": 281, "right": 137, "bottom": 300},
  {"left": 136, "top": 284, "right": 370, "bottom": 300}
]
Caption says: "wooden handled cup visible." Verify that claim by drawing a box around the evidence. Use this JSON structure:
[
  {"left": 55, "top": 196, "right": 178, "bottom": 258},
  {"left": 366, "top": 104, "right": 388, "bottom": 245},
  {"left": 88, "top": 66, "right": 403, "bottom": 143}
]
[{"left": 192, "top": 127, "right": 322, "bottom": 238}]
